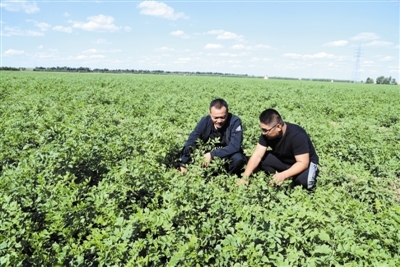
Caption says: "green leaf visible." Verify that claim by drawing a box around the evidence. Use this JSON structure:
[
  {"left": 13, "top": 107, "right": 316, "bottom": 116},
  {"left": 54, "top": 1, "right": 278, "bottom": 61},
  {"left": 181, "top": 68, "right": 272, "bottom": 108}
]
[
  {"left": 314, "top": 244, "right": 331, "bottom": 255},
  {"left": 318, "top": 230, "right": 330, "bottom": 242}
]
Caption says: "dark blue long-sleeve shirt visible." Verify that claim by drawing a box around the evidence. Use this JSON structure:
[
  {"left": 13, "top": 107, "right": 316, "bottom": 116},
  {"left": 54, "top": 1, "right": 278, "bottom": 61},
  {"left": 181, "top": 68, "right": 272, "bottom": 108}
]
[{"left": 180, "top": 113, "right": 244, "bottom": 165}]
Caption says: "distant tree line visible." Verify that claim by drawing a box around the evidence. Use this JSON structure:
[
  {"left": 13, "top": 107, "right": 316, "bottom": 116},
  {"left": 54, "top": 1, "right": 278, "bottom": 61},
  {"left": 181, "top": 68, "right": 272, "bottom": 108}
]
[
  {"left": 30, "top": 66, "right": 254, "bottom": 78},
  {"left": 0, "top": 66, "right": 398, "bottom": 84},
  {"left": 0, "top": 66, "right": 27, "bottom": 71},
  {"left": 365, "top": 76, "right": 397, "bottom": 85},
  {"left": 271, "top": 77, "right": 355, "bottom": 83},
  {"left": 0, "top": 66, "right": 254, "bottom": 77}
]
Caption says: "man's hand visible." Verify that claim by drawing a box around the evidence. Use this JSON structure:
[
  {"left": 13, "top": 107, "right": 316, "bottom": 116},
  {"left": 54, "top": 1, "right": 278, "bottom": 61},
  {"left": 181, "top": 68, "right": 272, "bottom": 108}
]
[
  {"left": 201, "top": 152, "right": 212, "bottom": 167},
  {"left": 237, "top": 178, "right": 249, "bottom": 186},
  {"left": 269, "top": 172, "right": 286, "bottom": 186},
  {"left": 178, "top": 166, "right": 187, "bottom": 174}
]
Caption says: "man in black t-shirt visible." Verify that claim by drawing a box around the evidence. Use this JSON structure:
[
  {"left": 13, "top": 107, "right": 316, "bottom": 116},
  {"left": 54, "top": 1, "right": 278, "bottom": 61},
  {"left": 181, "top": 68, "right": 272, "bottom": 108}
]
[
  {"left": 178, "top": 98, "right": 247, "bottom": 176},
  {"left": 238, "top": 108, "right": 319, "bottom": 189}
]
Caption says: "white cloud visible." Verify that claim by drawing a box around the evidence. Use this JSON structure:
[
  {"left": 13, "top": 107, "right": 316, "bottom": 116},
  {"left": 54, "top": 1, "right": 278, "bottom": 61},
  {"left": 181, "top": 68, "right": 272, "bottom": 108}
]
[
  {"left": 358, "top": 68, "right": 365, "bottom": 73},
  {"left": 284, "top": 52, "right": 335, "bottom": 59},
  {"left": 4, "top": 49, "right": 25, "bottom": 55},
  {"left": 306, "top": 52, "right": 335, "bottom": 59},
  {"left": 381, "top": 56, "right": 394, "bottom": 62},
  {"left": 36, "top": 22, "right": 51, "bottom": 31},
  {"left": 204, "top": 44, "right": 224, "bottom": 49},
  {"left": 219, "top": 53, "right": 237, "bottom": 57},
  {"left": 69, "top": 14, "right": 120, "bottom": 32},
  {"left": 32, "top": 50, "right": 58, "bottom": 60},
  {"left": 170, "top": 30, "right": 190, "bottom": 39},
  {"left": 351, "top": 32, "right": 379, "bottom": 41},
  {"left": 283, "top": 53, "right": 302, "bottom": 59},
  {"left": 38, "top": 45, "right": 43, "bottom": 49},
  {"left": 52, "top": 26, "right": 72, "bottom": 33},
  {"left": 207, "top": 30, "right": 223, "bottom": 35},
  {"left": 156, "top": 46, "right": 175, "bottom": 51},
  {"left": 137, "top": 1, "right": 188, "bottom": 20},
  {"left": 323, "top": 40, "right": 348, "bottom": 47},
  {"left": 232, "top": 44, "right": 248, "bottom": 50},
  {"left": 124, "top": 26, "right": 132, "bottom": 32},
  {"left": 76, "top": 54, "right": 106, "bottom": 59},
  {"left": 208, "top": 30, "right": 243, "bottom": 40},
  {"left": 174, "top": 57, "right": 191, "bottom": 63},
  {"left": 253, "top": 44, "right": 271, "bottom": 50},
  {"left": 96, "top": 39, "right": 112, "bottom": 44},
  {"left": 78, "top": 48, "right": 122, "bottom": 56},
  {"left": 26, "top": 20, "right": 51, "bottom": 31},
  {"left": 364, "top": 40, "right": 393, "bottom": 47},
  {"left": 64, "top": 12, "right": 70, "bottom": 17},
  {"left": 1, "top": 26, "right": 44, "bottom": 36},
  {"left": 82, "top": 49, "right": 98, "bottom": 54},
  {"left": 231, "top": 44, "right": 270, "bottom": 50},
  {"left": 0, "top": 0, "right": 39, "bottom": 14},
  {"left": 217, "top": 31, "right": 242, "bottom": 40},
  {"left": 362, "top": 60, "right": 374, "bottom": 66}
]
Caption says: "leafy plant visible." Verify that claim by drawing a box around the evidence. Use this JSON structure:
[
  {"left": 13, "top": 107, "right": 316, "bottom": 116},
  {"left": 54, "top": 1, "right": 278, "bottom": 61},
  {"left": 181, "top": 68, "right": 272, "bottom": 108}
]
[{"left": 1, "top": 72, "right": 399, "bottom": 266}]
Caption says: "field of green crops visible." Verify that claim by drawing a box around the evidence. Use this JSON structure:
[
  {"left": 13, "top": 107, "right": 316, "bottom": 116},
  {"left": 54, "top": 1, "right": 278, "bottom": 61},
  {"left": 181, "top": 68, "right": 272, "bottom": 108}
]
[{"left": 1, "top": 71, "right": 399, "bottom": 266}]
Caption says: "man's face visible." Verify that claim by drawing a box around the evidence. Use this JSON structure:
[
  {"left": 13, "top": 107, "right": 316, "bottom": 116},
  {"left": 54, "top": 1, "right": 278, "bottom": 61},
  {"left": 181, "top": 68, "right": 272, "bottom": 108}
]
[
  {"left": 210, "top": 106, "right": 228, "bottom": 129},
  {"left": 260, "top": 121, "right": 280, "bottom": 139}
]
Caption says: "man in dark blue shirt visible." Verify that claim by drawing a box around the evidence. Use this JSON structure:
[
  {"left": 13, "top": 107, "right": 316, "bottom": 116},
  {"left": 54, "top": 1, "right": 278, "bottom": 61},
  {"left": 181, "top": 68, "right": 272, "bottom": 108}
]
[
  {"left": 238, "top": 108, "right": 319, "bottom": 189},
  {"left": 178, "top": 99, "right": 247, "bottom": 176}
]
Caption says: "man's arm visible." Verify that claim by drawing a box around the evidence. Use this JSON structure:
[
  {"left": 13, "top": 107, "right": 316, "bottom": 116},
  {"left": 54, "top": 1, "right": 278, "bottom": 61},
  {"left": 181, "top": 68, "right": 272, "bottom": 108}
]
[
  {"left": 270, "top": 153, "right": 309, "bottom": 185},
  {"left": 237, "top": 144, "right": 267, "bottom": 185},
  {"left": 180, "top": 117, "right": 207, "bottom": 165}
]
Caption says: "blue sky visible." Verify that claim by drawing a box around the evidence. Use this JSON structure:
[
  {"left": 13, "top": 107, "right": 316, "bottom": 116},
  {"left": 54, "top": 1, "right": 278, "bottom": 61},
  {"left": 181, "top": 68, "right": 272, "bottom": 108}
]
[{"left": 1, "top": 0, "right": 399, "bottom": 81}]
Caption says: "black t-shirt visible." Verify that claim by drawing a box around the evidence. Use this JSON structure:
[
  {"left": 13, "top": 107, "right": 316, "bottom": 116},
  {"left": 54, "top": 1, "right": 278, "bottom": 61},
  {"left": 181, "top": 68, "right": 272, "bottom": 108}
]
[
  {"left": 258, "top": 122, "right": 319, "bottom": 165},
  {"left": 209, "top": 126, "right": 227, "bottom": 147}
]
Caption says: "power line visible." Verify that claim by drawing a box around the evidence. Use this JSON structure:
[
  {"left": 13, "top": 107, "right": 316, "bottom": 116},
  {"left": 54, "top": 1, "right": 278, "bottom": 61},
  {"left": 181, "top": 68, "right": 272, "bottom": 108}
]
[{"left": 351, "top": 44, "right": 362, "bottom": 83}]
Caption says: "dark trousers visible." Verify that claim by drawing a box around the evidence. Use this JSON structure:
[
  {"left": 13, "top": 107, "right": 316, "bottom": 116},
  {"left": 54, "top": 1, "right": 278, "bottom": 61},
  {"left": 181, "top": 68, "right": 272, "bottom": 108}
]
[
  {"left": 224, "top": 152, "right": 247, "bottom": 176},
  {"left": 260, "top": 152, "right": 318, "bottom": 189}
]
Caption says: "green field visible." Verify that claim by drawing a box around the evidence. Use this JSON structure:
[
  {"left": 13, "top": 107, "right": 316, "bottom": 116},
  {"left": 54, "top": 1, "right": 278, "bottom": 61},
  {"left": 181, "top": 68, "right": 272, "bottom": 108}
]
[{"left": 1, "top": 71, "right": 399, "bottom": 266}]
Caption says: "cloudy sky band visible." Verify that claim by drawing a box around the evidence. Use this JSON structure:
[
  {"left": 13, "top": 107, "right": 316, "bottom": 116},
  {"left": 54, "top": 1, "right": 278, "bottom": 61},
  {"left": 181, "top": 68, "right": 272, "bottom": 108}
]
[{"left": 1, "top": 0, "right": 398, "bottom": 80}]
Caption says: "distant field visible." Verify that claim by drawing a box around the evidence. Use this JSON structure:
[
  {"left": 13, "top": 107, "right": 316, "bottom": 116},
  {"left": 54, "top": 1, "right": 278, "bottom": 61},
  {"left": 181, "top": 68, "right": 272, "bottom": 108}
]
[{"left": 1, "top": 71, "right": 399, "bottom": 266}]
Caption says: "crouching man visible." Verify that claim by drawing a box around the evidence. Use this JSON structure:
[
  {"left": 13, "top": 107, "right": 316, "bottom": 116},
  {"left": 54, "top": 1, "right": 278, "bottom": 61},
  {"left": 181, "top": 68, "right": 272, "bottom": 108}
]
[
  {"left": 238, "top": 108, "right": 319, "bottom": 189},
  {"left": 178, "top": 98, "right": 247, "bottom": 176}
]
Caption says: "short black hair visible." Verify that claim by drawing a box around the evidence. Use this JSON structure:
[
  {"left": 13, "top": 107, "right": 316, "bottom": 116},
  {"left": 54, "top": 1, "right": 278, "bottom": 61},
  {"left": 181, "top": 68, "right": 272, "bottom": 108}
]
[
  {"left": 209, "top": 98, "right": 228, "bottom": 111},
  {"left": 259, "top": 108, "right": 284, "bottom": 125}
]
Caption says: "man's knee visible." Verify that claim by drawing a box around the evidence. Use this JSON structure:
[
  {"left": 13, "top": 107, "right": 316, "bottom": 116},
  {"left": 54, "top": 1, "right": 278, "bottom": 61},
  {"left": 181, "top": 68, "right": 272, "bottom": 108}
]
[
  {"left": 259, "top": 162, "right": 277, "bottom": 174},
  {"left": 230, "top": 153, "right": 247, "bottom": 167},
  {"left": 293, "top": 163, "right": 319, "bottom": 190},
  {"left": 226, "top": 153, "right": 246, "bottom": 175},
  {"left": 260, "top": 152, "right": 289, "bottom": 174},
  {"left": 260, "top": 159, "right": 280, "bottom": 173}
]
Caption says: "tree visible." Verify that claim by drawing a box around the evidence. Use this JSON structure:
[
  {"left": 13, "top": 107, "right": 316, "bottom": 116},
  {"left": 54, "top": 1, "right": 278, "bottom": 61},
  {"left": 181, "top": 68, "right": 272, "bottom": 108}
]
[
  {"left": 376, "top": 76, "right": 385, "bottom": 84},
  {"left": 390, "top": 78, "right": 398, "bottom": 85},
  {"left": 365, "top": 77, "right": 374, "bottom": 84},
  {"left": 377, "top": 76, "right": 391, "bottom": 84},
  {"left": 383, "top": 76, "right": 392, "bottom": 84}
]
